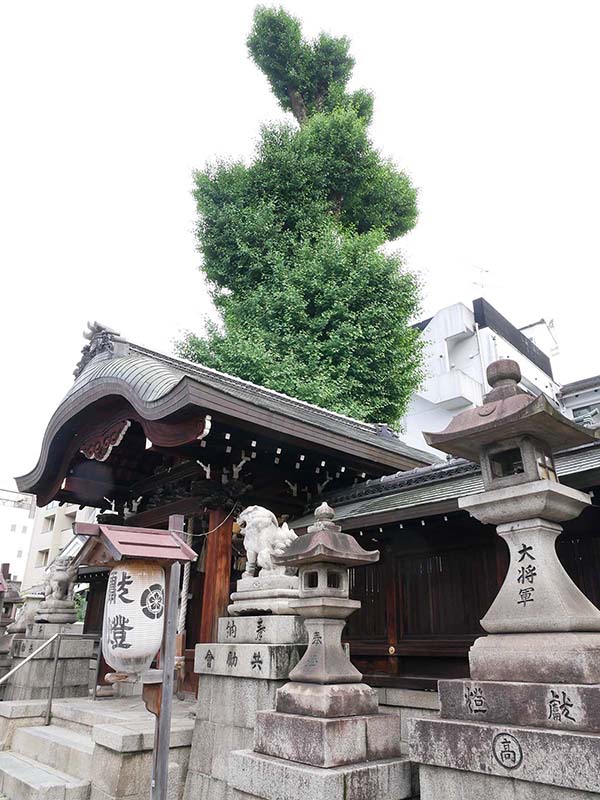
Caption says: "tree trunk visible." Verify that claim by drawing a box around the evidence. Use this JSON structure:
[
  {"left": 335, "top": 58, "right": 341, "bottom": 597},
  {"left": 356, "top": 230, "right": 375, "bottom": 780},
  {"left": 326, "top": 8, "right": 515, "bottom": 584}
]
[{"left": 288, "top": 88, "right": 308, "bottom": 124}]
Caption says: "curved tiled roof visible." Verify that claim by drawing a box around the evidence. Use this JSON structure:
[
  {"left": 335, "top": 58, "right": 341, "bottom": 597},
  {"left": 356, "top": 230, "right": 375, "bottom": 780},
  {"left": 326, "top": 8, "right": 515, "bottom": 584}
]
[
  {"left": 67, "top": 353, "right": 184, "bottom": 405},
  {"left": 16, "top": 330, "right": 435, "bottom": 500},
  {"left": 127, "top": 342, "right": 437, "bottom": 463},
  {"left": 291, "top": 443, "right": 600, "bottom": 530}
]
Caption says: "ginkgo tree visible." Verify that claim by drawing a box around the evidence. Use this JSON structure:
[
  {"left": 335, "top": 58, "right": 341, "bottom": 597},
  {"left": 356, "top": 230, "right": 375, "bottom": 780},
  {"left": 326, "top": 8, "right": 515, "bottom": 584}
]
[{"left": 177, "top": 6, "right": 423, "bottom": 424}]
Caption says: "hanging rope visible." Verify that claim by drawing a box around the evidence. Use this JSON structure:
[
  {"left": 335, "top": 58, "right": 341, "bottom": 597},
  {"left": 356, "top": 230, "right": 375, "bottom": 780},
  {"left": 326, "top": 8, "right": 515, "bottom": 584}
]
[
  {"left": 176, "top": 504, "right": 242, "bottom": 634},
  {"left": 177, "top": 518, "right": 194, "bottom": 635}
]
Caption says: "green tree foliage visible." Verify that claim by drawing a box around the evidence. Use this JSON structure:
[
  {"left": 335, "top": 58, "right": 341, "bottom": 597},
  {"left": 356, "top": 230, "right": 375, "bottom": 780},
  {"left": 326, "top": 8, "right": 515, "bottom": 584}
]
[{"left": 177, "top": 6, "right": 423, "bottom": 424}]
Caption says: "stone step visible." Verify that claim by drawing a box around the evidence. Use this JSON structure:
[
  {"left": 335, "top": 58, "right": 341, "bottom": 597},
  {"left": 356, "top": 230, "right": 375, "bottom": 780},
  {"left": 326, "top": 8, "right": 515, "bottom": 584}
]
[
  {"left": 12, "top": 725, "right": 94, "bottom": 780},
  {"left": 0, "top": 751, "right": 90, "bottom": 800}
]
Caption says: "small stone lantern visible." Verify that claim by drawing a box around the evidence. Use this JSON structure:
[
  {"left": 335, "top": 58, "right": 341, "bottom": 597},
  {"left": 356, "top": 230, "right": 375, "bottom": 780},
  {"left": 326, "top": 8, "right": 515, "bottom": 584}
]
[
  {"left": 270, "top": 501, "right": 381, "bottom": 718},
  {"left": 425, "top": 358, "right": 600, "bottom": 682},
  {"left": 249, "top": 502, "right": 404, "bottom": 770},
  {"left": 274, "top": 502, "right": 379, "bottom": 685}
]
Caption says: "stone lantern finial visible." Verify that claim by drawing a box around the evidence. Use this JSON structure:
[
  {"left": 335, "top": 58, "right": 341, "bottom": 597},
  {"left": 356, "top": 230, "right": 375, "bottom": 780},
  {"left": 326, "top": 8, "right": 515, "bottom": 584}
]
[
  {"left": 314, "top": 502, "right": 334, "bottom": 521},
  {"left": 487, "top": 357, "right": 521, "bottom": 389}
]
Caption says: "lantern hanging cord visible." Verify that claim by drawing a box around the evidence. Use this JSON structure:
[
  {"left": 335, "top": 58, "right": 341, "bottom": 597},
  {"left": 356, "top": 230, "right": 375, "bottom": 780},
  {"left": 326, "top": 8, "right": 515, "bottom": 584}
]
[
  {"left": 181, "top": 504, "right": 243, "bottom": 538},
  {"left": 176, "top": 505, "right": 241, "bottom": 634}
]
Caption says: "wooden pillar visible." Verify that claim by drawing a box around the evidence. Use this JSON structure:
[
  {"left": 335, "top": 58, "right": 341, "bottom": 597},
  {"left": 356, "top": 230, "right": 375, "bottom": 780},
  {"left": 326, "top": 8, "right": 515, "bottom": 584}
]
[{"left": 199, "top": 507, "right": 233, "bottom": 643}]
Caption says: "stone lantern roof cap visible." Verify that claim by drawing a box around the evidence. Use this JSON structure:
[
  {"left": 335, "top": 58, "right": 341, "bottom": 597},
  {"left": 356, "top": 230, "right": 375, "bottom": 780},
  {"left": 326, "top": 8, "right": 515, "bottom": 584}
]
[
  {"left": 424, "top": 359, "right": 598, "bottom": 463},
  {"left": 273, "top": 502, "right": 379, "bottom": 568}
]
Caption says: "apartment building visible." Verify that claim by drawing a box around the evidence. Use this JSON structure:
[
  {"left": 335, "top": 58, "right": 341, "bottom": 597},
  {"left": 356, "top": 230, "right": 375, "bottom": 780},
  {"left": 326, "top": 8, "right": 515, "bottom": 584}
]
[
  {"left": 21, "top": 502, "right": 97, "bottom": 591},
  {"left": 401, "top": 297, "right": 562, "bottom": 455},
  {"left": 0, "top": 489, "right": 36, "bottom": 582}
]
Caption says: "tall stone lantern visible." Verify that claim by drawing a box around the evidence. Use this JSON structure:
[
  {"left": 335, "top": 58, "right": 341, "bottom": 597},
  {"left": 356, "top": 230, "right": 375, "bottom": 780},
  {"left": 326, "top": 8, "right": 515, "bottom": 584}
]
[
  {"left": 408, "top": 359, "right": 600, "bottom": 800},
  {"left": 424, "top": 359, "right": 600, "bottom": 681}
]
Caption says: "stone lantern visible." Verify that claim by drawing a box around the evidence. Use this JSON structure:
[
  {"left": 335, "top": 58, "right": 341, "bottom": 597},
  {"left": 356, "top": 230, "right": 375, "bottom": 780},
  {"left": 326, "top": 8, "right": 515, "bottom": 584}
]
[
  {"left": 407, "top": 361, "right": 600, "bottom": 799},
  {"left": 424, "top": 358, "right": 600, "bottom": 680},
  {"left": 275, "top": 501, "right": 378, "bottom": 688},
  {"left": 241, "top": 502, "right": 405, "bottom": 773}
]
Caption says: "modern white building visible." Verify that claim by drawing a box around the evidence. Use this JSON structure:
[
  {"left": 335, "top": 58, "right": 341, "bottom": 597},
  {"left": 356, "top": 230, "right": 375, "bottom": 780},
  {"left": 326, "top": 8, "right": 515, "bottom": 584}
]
[
  {"left": 401, "top": 298, "right": 562, "bottom": 455},
  {"left": 0, "top": 489, "right": 36, "bottom": 583},
  {"left": 560, "top": 374, "right": 600, "bottom": 429},
  {"left": 21, "top": 501, "right": 97, "bottom": 591}
]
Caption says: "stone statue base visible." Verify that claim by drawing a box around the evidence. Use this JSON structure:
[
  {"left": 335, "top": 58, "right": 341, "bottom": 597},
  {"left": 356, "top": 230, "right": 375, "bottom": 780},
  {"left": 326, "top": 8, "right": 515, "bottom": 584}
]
[
  {"left": 8, "top": 595, "right": 43, "bottom": 634},
  {"left": 34, "top": 599, "right": 77, "bottom": 625},
  {"left": 228, "top": 574, "right": 300, "bottom": 616},
  {"left": 5, "top": 623, "right": 94, "bottom": 701},
  {"left": 410, "top": 674, "right": 600, "bottom": 798},
  {"left": 183, "top": 614, "right": 307, "bottom": 800},
  {"left": 229, "top": 679, "right": 411, "bottom": 799},
  {"left": 470, "top": 632, "right": 600, "bottom": 684}
]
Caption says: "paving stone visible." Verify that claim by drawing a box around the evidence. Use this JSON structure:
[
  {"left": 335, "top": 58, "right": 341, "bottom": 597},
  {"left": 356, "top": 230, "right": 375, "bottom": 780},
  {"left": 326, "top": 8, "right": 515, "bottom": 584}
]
[
  {"left": 469, "top": 632, "right": 600, "bottom": 684},
  {"left": 254, "top": 711, "right": 402, "bottom": 768},
  {"left": 207, "top": 676, "right": 283, "bottom": 729},
  {"left": 399, "top": 707, "right": 439, "bottom": 742},
  {"left": 183, "top": 770, "right": 228, "bottom": 800},
  {"left": 187, "top": 720, "right": 216, "bottom": 775},
  {"left": 383, "top": 688, "right": 440, "bottom": 711},
  {"left": 366, "top": 714, "right": 402, "bottom": 760},
  {"left": 211, "top": 725, "right": 254, "bottom": 782}
]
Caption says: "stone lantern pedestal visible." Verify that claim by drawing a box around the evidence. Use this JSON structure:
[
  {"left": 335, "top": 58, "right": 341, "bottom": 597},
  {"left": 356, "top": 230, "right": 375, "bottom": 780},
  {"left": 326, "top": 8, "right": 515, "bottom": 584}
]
[
  {"left": 409, "top": 360, "right": 600, "bottom": 798},
  {"left": 227, "top": 503, "right": 413, "bottom": 800}
]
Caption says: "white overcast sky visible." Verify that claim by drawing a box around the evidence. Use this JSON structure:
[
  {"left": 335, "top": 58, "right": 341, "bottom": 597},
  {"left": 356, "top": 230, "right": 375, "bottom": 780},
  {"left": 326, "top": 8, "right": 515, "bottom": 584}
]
[{"left": 1, "top": 0, "right": 599, "bottom": 489}]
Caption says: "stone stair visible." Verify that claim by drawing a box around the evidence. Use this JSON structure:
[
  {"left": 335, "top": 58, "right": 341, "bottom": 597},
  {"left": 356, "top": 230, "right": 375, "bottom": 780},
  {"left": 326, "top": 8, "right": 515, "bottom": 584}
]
[
  {"left": 0, "top": 750, "right": 89, "bottom": 800},
  {"left": 0, "top": 723, "right": 93, "bottom": 800},
  {"left": 0, "top": 696, "right": 196, "bottom": 800}
]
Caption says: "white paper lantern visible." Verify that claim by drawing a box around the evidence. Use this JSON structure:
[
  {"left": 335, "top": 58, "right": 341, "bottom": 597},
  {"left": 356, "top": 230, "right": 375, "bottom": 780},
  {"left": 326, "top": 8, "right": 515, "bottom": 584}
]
[{"left": 102, "top": 560, "right": 166, "bottom": 675}]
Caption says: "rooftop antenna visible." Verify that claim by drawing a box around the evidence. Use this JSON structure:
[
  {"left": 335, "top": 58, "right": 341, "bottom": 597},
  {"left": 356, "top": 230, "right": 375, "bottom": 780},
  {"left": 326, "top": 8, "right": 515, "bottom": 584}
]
[
  {"left": 472, "top": 266, "right": 504, "bottom": 293},
  {"left": 472, "top": 266, "right": 491, "bottom": 291}
]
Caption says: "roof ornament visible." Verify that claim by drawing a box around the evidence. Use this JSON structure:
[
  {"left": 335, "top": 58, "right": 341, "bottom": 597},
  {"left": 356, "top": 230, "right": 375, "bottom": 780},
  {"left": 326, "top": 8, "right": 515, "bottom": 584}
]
[{"left": 73, "top": 321, "right": 128, "bottom": 378}]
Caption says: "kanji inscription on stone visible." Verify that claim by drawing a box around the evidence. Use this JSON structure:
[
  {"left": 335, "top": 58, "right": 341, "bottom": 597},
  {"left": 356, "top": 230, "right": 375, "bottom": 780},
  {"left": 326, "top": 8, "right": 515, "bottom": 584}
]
[
  {"left": 226, "top": 650, "right": 238, "bottom": 667},
  {"left": 492, "top": 733, "right": 523, "bottom": 770},
  {"left": 464, "top": 686, "right": 488, "bottom": 714},
  {"left": 255, "top": 618, "right": 266, "bottom": 641},
  {"left": 548, "top": 689, "right": 576, "bottom": 722},
  {"left": 251, "top": 652, "right": 263, "bottom": 671}
]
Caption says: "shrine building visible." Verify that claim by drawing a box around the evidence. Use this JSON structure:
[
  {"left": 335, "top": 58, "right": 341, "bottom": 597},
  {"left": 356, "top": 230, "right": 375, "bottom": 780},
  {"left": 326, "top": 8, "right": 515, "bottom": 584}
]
[
  {"left": 16, "top": 325, "right": 600, "bottom": 693},
  {"left": 15, "top": 325, "right": 433, "bottom": 692}
]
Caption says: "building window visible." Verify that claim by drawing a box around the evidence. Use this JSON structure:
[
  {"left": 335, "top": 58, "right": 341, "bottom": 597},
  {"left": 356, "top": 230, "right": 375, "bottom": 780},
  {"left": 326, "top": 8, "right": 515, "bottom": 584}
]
[
  {"left": 21, "top": 525, "right": 27, "bottom": 534},
  {"left": 41, "top": 515, "right": 55, "bottom": 533},
  {"left": 573, "top": 406, "right": 592, "bottom": 419},
  {"left": 10, "top": 524, "right": 16, "bottom": 533},
  {"left": 16, "top": 550, "right": 22, "bottom": 559},
  {"left": 35, "top": 549, "right": 49, "bottom": 568}
]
